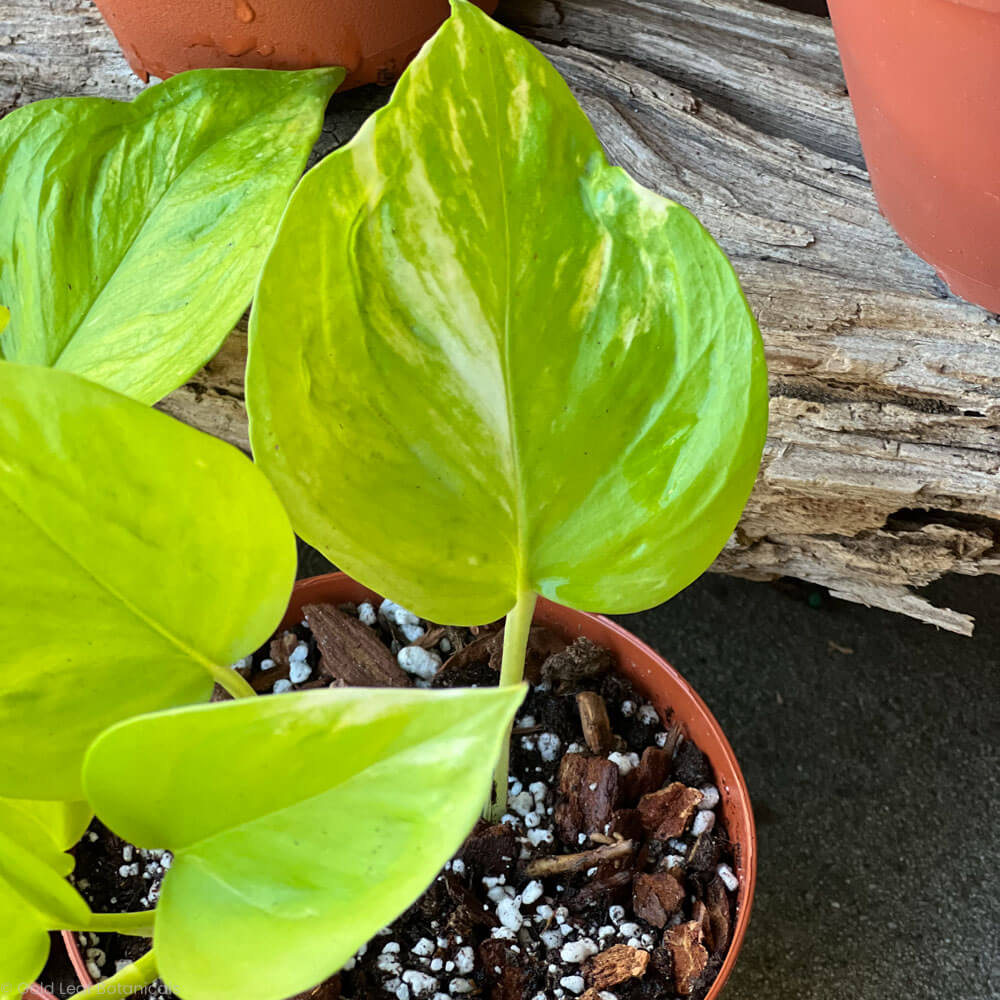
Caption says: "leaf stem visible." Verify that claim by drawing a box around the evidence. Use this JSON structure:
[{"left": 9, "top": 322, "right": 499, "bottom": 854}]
[
  {"left": 78, "top": 911, "right": 155, "bottom": 936},
  {"left": 485, "top": 589, "right": 537, "bottom": 822},
  {"left": 208, "top": 662, "right": 257, "bottom": 699},
  {"left": 75, "top": 949, "right": 158, "bottom": 998}
]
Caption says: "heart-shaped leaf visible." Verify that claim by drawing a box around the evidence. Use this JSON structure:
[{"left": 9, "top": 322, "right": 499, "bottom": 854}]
[
  {"left": 0, "top": 797, "right": 91, "bottom": 994},
  {"left": 0, "top": 67, "right": 342, "bottom": 403},
  {"left": 247, "top": 1, "right": 768, "bottom": 625},
  {"left": 83, "top": 685, "right": 525, "bottom": 1000},
  {"left": 0, "top": 363, "right": 296, "bottom": 800}
]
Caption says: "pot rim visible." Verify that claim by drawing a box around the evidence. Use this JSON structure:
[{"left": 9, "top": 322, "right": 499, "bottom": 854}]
[{"left": 61, "top": 571, "right": 756, "bottom": 999}]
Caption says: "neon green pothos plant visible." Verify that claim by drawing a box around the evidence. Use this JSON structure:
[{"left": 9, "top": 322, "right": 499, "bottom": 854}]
[
  {"left": 0, "top": 66, "right": 342, "bottom": 403},
  {"left": 0, "top": 3, "right": 766, "bottom": 999},
  {"left": 247, "top": 0, "right": 768, "bottom": 817}
]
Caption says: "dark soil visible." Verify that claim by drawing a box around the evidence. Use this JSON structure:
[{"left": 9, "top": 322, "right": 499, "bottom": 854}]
[{"left": 47, "top": 599, "right": 739, "bottom": 1000}]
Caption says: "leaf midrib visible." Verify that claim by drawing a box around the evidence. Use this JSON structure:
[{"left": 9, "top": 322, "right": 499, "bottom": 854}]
[
  {"left": 48, "top": 110, "right": 254, "bottom": 367},
  {"left": 0, "top": 476, "right": 218, "bottom": 675},
  {"left": 483, "top": 26, "right": 529, "bottom": 591}
]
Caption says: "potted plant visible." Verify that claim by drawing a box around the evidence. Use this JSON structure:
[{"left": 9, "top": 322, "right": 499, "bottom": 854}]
[
  {"left": 0, "top": 67, "right": 341, "bottom": 405},
  {"left": 828, "top": 0, "right": 1000, "bottom": 312},
  {"left": 63, "top": 570, "right": 758, "bottom": 999},
  {"left": 89, "top": 0, "right": 498, "bottom": 89},
  {"left": 2, "top": 4, "right": 767, "bottom": 999}
]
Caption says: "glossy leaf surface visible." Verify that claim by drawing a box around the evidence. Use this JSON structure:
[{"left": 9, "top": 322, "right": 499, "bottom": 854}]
[
  {"left": 84, "top": 685, "right": 525, "bottom": 1000},
  {"left": 0, "top": 364, "right": 296, "bottom": 800},
  {"left": 247, "top": 1, "right": 768, "bottom": 625},
  {"left": 2, "top": 797, "right": 92, "bottom": 851},
  {"left": 0, "top": 67, "right": 342, "bottom": 403},
  {"left": 0, "top": 797, "right": 90, "bottom": 994}
]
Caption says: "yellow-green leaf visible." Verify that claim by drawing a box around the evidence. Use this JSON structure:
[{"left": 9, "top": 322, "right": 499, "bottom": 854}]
[
  {"left": 0, "top": 67, "right": 342, "bottom": 403},
  {"left": 0, "top": 363, "right": 296, "bottom": 800},
  {"left": 247, "top": 1, "right": 768, "bottom": 625},
  {"left": 83, "top": 685, "right": 525, "bottom": 1000},
  {"left": 0, "top": 798, "right": 91, "bottom": 993},
  {"left": 1, "top": 798, "right": 92, "bottom": 852}
]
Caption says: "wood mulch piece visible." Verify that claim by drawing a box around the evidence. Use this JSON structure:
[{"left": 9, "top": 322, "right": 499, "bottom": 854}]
[
  {"left": 303, "top": 603, "right": 410, "bottom": 687},
  {"left": 587, "top": 943, "right": 651, "bottom": 990},
  {"left": 638, "top": 783, "right": 705, "bottom": 841}
]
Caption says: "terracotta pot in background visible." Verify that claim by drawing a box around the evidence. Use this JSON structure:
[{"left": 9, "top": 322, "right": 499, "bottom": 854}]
[
  {"left": 92, "top": 0, "right": 498, "bottom": 89},
  {"left": 63, "top": 572, "right": 756, "bottom": 998},
  {"left": 828, "top": 0, "right": 1000, "bottom": 313}
]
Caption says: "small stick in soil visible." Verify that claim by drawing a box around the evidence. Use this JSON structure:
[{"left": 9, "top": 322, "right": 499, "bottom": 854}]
[
  {"left": 576, "top": 690, "right": 614, "bottom": 754},
  {"left": 525, "top": 838, "right": 635, "bottom": 877},
  {"left": 662, "top": 721, "right": 683, "bottom": 758}
]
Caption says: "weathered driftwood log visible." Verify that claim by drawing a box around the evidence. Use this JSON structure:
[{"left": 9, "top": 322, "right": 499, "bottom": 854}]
[{"left": 2, "top": 0, "right": 998, "bottom": 633}]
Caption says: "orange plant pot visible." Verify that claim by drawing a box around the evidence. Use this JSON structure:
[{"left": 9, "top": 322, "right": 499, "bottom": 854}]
[
  {"left": 92, "top": 0, "right": 498, "bottom": 89},
  {"left": 63, "top": 572, "right": 756, "bottom": 998},
  {"left": 828, "top": 0, "right": 1000, "bottom": 312}
]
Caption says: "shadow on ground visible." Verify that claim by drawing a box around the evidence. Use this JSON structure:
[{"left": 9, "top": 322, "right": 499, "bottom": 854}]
[{"left": 613, "top": 574, "right": 999, "bottom": 1000}]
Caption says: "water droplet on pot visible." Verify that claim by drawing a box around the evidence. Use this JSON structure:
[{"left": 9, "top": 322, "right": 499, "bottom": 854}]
[
  {"left": 234, "top": 0, "right": 255, "bottom": 23},
  {"left": 221, "top": 33, "right": 257, "bottom": 56},
  {"left": 256, "top": 42, "right": 275, "bottom": 56}
]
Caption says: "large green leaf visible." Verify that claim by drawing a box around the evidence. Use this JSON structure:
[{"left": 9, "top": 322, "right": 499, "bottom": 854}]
[
  {"left": 0, "top": 67, "right": 342, "bottom": 403},
  {"left": 0, "top": 363, "right": 296, "bottom": 800},
  {"left": 247, "top": 0, "right": 768, "bottom": 626},
  {"left": 83, "top": 685, "right": 525, "bottom": 1000},
  {"left": 0, "top": 797, "right": 91, "bottom": 994}
]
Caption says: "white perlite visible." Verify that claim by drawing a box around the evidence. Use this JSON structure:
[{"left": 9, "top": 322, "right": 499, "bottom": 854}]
[
  {"left": 637, "top": 703, "right": 660, "bottom": 725},
  {"left": 717, "top": 863, "right": 739, "bottom": 892},
  {"left": 496, "top": 897, "right": 523, "bottom": 932},
  {"left": 401, "top": 970, "right": 438, "bottom": 996},
  {"left": 358, "top": 602, "right": 377, "bottom": 626},
  {"left": 692, "top": 810, "right": 716, "bottom": 835},
  {"left": 509, "top": 790, "right": 535, "bottom": 816},
  {"left": 272, "top": 678, "right": 292, "bottom": 694},
  {"left": 537, "top": 732, "right": 562, "bottom": 762},
  {"left": 608, "top": 751, "right": 640, "bottom": 776},
  {"left": 380, "top": 599, "right": 421, "bottom": 627},
  {"left": 699, "top": 785, "right": 721, "bottom": 810},
  {"left": 560, "top": 975, "right": 586, "bottom": 995},
  {"left": 401, "top": 622, "right": 426, "bottom": 642},
  {"left": 521, "top": 880, "right": 544, "bottom": 905},
  {"left": 560, "top": 938, "right": 599, "bottom": 963},
  {"left": 526, "top": 827, "right": 554, "bottom": 846},
  {"left": 398, "top": 646, "right": 441, "bottom": 680},
  {"left": 289, "top": 660, "right": 312, "bottom": 684}
]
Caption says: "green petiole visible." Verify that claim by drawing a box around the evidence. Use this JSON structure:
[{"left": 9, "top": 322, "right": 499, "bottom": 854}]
[{"left": 485, "top": 589, "right": 537, "bottom": 823}]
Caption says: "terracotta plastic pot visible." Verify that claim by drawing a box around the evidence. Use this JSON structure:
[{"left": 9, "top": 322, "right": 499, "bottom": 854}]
[
  {"left": 24, "top": 984, "right": 59, "bottom": 1000},
  {"left": 92, "top": 0, "right": 498, "bottom": 89},
  {"left": 828, "top": 0, "right": 1000, "bottom": 312},
  {"left": 63, "top": 572, "right": 756, "bottom": 998}
]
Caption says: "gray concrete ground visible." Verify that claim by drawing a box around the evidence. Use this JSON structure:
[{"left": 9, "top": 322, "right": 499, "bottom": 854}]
[
  {"left": 300, "top": 545, "right": 998, "bottom": 998},
  {"left": 613, "top": 574, "right": 999, "bottom": 1000}
]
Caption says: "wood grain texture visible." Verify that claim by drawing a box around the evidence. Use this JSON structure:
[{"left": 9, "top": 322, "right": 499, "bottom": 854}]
[{"left": 3, "top": 0, "right": 998, "bottom": 633}]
